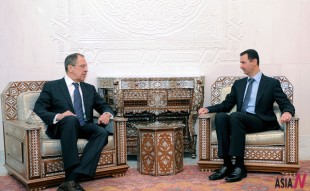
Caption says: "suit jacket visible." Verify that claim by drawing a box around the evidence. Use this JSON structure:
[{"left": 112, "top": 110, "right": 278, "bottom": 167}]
[
  {"left": 207, "top": 74, "right": 295, "bottom": 128},
  {"left": 34, "top": 78, "right": 115, "bottom": 138}
]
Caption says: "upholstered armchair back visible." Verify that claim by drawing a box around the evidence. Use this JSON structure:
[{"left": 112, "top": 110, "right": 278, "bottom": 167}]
[{"left": 17, "top": 91, "right": 49, "bottom": 138}]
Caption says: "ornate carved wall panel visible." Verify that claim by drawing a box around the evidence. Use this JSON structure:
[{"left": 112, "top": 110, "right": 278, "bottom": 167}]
[{"left": 51, "top": 0, "right": 243, "bottom": 67}]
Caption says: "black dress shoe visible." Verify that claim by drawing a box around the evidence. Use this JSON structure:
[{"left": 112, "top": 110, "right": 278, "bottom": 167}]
[
  {"left": 75, "top": 182, "right": 86, "bottom": 191},
  {"left": 225, "top": 167, "right": 247, "bottom": 182},
  {"left": 57, "top": 181, "right": 86, "bottom": 191},
  {"left": 209, "top": 166, "right": 234, "bottom": 180}
]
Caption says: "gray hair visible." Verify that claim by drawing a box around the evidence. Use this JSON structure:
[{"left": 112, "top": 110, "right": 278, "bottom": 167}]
[{"left": 64, "top": 53, "right": 84, "bottom": 72}]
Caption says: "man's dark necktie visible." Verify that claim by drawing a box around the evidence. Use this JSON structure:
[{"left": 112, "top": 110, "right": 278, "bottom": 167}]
[
  {"left": 73, "top": 83, "right": 85, "bottom": 126},
  {"left": 241, "top": 78, "right": 255, "bottom": 113}
]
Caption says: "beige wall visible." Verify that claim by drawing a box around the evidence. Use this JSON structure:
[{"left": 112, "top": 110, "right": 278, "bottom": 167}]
[{"left": 1, "top": 0, "right": 309, "bottom": 160}]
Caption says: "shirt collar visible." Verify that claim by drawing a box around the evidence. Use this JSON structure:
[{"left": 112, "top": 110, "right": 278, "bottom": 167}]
[
  {"left": 64, "top": 75, "right": 76, "bottom": 87},
  {"left": 250, "top": 71, "right": 262, "bottom": 83}
]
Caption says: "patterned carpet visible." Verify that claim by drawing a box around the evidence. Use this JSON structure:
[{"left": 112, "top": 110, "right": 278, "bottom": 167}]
[{"left": 1, "top": 161, "right": 309, "bottom": 191}]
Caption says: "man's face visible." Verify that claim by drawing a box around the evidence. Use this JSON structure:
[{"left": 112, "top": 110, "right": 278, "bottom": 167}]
[
  {"left": 68, "top": 55, "right": 88, "bottom": 82},
  {"left": 240, "top": 54, "right": 256, "bottom": 76}
]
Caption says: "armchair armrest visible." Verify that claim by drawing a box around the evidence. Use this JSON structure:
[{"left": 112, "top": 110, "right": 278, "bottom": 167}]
[
  {"left": 285, "top": 117, "right": 299, "bottom": 164},
  {"left": 113, "top": 117, "right": 128, "bottom": 165},
  {"left": 5, "top": 119, "right": 42, "bottom": 131},
  {"left": 198, "top": 113, "right": 216, "bottom": 130},
  {"left": 3, "top": 120, "right": 42, "bottom": 179},
  {"left": 198, "top": 114, "right": 215, "bottom": 161},
  {"left": 198, "top": 113, "right": 215, "bottom": 119}
]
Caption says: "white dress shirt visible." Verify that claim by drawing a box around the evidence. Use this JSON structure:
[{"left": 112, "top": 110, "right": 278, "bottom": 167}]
[{"left": 53, "top": 75, "right": 113, "bottom": 124}]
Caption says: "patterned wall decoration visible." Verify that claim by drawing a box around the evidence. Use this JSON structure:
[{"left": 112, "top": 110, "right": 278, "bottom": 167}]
[{"left": 50, "top": 0, "right": 242, "bottom": 69}]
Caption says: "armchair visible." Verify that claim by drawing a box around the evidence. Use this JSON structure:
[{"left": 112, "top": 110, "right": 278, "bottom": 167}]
[
  {"left": 1, "top": 81, "right": 129, "bottom": 190},
  {"left": 197, "top": 76, "right": 299, "bottom": 174}
]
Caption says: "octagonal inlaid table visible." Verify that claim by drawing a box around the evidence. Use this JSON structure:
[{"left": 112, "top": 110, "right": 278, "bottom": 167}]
[{"left": 136, "top": 121, "right": 184, "bottom": 176}]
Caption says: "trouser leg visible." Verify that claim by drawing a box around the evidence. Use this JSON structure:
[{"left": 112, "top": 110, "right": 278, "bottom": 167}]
[
  {"left": 72, "top": 122, "right": 109, "bottom": 177},
  {"left": 57, "top": 116, "right": 81, "bottom": 170},
  {"left": 229, "top": 112, "right": 265, "bottom": 158},
  {"left": 214, "top": 112, "right": 231, "bottom": 158}
]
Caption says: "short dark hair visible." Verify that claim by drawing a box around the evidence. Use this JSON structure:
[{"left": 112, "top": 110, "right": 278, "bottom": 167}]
[
  {"left": 64, "top": 53, "right": 84, "bottom": 72},
  {"left": 240, "top": 49, "right": 259, "bottom": 65}
]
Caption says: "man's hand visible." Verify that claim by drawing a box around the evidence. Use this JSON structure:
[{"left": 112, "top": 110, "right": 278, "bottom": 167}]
[
  {"left": 56, "top": 110, "right": 75, "bottom": 121},
  {"left": 98, "top": 113, "right": 111, "bottom": 125},
  {"left": 198, "top": 107, "right": 209, "bottom": 115},
  {"left": 280, "top": 112, "right": 292, "bottom": 123}
]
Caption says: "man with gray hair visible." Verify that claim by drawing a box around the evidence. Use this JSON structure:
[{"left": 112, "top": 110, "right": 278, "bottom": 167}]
[{"left": 34, "top": 53, "right": 114, "bottom": 191}]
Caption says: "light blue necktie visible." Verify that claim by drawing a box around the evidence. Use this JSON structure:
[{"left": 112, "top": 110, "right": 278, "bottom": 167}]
[
  {"left": 73, "top": 83, "right": 85, "bottom": 126},
  {"left": 241, "top": 78, "right": 254, "bottom": 113}
]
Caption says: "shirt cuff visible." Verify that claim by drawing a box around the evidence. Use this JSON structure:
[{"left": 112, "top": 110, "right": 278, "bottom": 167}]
[
  {"left": 53, "top": 114, "right": 59, "bottom": 124},
  {"left": 103, "top": 112, "right": 114, "bottom": 119}
]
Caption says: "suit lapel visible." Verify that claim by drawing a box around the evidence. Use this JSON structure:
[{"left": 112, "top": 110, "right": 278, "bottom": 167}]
[
  {"left": 256, "top": 74, "right": 268, "bottom": 106},
  {"left": 59, "top": 78, "right": 74, "bottom": 110},
  {"left": 238, "top": 78, "right": 248, "bottom": 108}
]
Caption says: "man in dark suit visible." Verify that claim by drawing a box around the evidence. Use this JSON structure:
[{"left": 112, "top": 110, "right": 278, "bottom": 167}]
[
  {"left": 198, "top": 49, "right": 295, "bottom": 182},
  {"left": 34, "top": 53, "right": 114, "bottom": 191}
]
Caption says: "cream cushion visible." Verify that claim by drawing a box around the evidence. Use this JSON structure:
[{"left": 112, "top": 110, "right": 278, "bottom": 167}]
[
  {"left": 17, "top": 91, "right": 114, "bottom": 157},
  {"left": 41, "top": 136, "right": 114, "bottom": 157},
  {"left": 211, "top": 129, "right": 284, "bottom": 145},
  {"left": 17, "top": 91, "right": 49, "bottom": 139},
  {"left": 210, "top": 86, "right": 285, "bottom": 146}
]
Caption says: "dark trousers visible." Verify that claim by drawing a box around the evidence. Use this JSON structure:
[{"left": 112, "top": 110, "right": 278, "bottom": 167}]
[
  {"left": 55, "top": 116, "right": 109, "bottom": 178},
  {"left": 214, "top": 112, "right": 266, "bottom": 158}
]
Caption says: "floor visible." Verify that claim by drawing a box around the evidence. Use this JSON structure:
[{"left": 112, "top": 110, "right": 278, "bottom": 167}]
[
  {"left": 128, "top": 153, "right": 198, "bottom": 168},
  {"left": 0, "top": 150, "right": 6, "bottom": 176}
]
